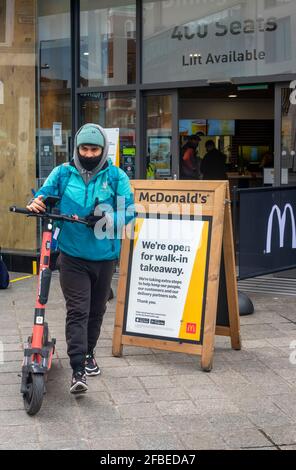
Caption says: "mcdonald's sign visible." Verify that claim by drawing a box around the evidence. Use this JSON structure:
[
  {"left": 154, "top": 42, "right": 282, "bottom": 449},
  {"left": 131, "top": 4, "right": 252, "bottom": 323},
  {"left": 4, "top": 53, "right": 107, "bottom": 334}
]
[
  {"left": 186, "top": 323, "right": 197, "bottom": 334},
  {"left": 266, "top": 204, "right": 296, "bottom": 254},
  {"left": 239, "top": 186, "right": 296, "bottom": 279}
]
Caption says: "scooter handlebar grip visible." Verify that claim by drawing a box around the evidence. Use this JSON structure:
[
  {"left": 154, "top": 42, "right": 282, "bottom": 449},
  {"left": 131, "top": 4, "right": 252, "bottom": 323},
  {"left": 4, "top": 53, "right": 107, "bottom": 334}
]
[{"left": 9, "top": 206, "right": 31, "bottom": 214}]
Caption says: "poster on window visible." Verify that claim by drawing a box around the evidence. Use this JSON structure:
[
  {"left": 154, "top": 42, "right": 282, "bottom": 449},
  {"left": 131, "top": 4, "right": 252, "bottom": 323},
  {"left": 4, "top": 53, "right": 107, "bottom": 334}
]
[
  {"left": 105, "top": 128, "right": 120, "bottom": 167},
  {"left": 149, "top": 136, "right": 171, "bottom": 176}
]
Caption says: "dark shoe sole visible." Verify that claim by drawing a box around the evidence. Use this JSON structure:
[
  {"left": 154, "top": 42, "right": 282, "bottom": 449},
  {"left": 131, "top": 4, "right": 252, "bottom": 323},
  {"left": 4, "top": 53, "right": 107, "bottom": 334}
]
[
  {"left": 70, "top": 382, "right": 88, "bottom": 394},
  {"left": 85, "top": 368, "right": 101, "bottom": 377}
]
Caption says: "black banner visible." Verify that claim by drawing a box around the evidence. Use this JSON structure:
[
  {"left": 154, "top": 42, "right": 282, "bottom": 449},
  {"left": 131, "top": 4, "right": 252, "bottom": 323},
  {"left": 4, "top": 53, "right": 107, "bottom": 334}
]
[
  {"left": 239, "top": 186, "right": 296, "bottom": 279},
  {"left": 1, "top": 450, "right": 291, "bottom": 463}
]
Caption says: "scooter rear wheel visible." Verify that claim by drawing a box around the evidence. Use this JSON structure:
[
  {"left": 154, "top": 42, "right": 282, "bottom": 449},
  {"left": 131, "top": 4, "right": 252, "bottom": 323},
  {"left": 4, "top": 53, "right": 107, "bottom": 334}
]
[{"left": 23, "top": 373, "right": 45, "bottom": 416}]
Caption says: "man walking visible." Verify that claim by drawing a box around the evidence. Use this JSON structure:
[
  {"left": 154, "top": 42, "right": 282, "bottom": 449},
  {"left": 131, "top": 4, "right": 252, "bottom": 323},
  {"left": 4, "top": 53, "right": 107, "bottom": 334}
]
[{"left": 27, "top": 123, "right": 134, "bottom": 394}]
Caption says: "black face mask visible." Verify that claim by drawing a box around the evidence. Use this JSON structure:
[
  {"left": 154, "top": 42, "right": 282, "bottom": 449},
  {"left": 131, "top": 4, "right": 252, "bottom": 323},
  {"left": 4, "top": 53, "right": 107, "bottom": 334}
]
[{"left": 78, "top": 155, "right": 101, "bottom": 171}]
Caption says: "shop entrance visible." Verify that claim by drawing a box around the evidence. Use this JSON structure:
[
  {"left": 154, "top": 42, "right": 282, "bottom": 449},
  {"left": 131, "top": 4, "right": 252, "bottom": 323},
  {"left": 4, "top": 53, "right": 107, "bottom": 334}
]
[
  {"left": 143, "top": 84, "right": 276, "bottom": 186},
  {"left": 144, "top": 90, "right": 179, "bottom": 180},
  {"left": 178, "top": 84, "right": 275, "bottom": 189},
  {"left": 276, "top": 82, "right": 296, "bottom": 186}
]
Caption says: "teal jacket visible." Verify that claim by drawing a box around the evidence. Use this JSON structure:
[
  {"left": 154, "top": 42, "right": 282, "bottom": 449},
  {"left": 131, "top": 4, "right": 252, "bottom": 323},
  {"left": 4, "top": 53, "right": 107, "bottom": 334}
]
[{"left": 35, "top": 159, "right": 134, "bottom": 261}]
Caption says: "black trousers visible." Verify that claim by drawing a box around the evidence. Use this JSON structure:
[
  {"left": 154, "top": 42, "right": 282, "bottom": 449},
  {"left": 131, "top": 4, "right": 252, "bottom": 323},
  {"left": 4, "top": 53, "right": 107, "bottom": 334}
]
[{"left": 58, "top": 251, "right": 115, "bottom": 372}]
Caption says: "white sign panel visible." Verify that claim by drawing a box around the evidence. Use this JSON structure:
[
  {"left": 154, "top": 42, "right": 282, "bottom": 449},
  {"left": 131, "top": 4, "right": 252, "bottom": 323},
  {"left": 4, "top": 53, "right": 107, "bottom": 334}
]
[
  {"left": 105, "top": 128, "right": 120, "bottom": 167},
  {"left": 124, "top": 216, "right": 211, "bottom": 343},
  {"left": 52, "top": 122, "right": 62, "bottom": 146},
  {"left": 264, "top": 168, "right": 289, "bottom": 185},
  {"left": 0, "top": 81, "right": 3, "bottom": 105}
]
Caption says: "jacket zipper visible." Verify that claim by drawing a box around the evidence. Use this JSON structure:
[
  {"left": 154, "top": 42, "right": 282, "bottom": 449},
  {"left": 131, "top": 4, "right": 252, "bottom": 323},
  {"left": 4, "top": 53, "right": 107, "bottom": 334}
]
[
  {"left": 84, "top": 186, "right": 88, "bottom": 206},
  {"left": 84, "top": 172, "right": 91, "bottom": 206}
]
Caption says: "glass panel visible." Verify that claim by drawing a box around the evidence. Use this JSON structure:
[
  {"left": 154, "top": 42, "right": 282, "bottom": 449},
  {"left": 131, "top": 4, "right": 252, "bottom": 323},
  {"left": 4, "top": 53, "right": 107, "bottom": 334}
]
[
  {"left": 80, "top": 0, "right": 136, "bottom": 87},
  {"left": 145, "top": 95, "right": 172, "bottom": 179},
  {"left": 0, "top": 0, "right": 6, "bottom": 43},
  {"left": 179, "top": 87, "right": 275, "bottom": 187},
  {"left": 79, "top": 91, "right": 136, "bottom": 178},
  {"left": 143, "top": 0, "right": 296, "bottom": 84},
  {"left": 281, "top": 86, "right": 296, "bottom": 185},
  {"left": 0, "top": 0, "right": 37, "bottom": 252},
  {"left": 37, "top": 0, "right": 71, "bottom": 182}
]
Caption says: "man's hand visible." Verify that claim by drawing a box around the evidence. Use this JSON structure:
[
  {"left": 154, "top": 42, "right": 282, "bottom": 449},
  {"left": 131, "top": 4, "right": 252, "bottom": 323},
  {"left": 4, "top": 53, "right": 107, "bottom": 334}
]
[
  {"left": 26, "top": 195, "right": 46, "bottom": 213},
  {"left": 85, "top": 212, "right": 105, "bottom": 229}
]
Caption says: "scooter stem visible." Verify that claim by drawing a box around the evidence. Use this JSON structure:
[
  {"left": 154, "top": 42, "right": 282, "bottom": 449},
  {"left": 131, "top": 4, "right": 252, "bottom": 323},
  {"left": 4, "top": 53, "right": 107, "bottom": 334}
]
[{"left": 31, "top": 218, "right": 53, "bottom": 350}]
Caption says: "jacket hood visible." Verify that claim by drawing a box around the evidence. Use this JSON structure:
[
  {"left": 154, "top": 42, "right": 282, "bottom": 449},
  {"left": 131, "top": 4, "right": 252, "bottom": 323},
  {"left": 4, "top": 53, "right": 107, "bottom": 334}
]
[{"left": 73, "top": 123, "right": 110, "bottom": 183}]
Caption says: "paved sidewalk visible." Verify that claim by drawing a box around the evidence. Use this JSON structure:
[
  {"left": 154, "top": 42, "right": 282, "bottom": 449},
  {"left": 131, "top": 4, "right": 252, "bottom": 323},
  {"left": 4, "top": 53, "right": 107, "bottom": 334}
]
[{"left": 0, "top": 271, "right": 296, "bottom": 450}]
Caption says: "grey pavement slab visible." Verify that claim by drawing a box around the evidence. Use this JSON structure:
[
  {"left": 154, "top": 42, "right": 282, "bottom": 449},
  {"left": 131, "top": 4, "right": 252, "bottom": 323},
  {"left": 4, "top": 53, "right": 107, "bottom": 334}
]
[
  {"left": 178, "top": 432, "right": 230, "bottom": 450},
  {"left": 81, "top": 419, "right": 133, "bottom": 440},
  {"left": 221, "top": 429, "right": 272, "bottom": 449},
  {"left": 246, "top": 410, "right": 295, "bottom": 428},
  {"left": 90, "top": 437, "right": 139, "bottom": 450},
  {"left": 0, "top": 336, "right": 22, "bottom": 345},
  {"left": 156, "top": 400, "right": 203, "bottom": 416},
  {"left": 37, "top": 421, "right": 85, "bottom": 443},
  {"left": 207, "top": 413, "right": 255, "bottom": 432},
  {"left": 0, "top": 373, "right": 21, "bottom": 385},
  {"left": 261, "top": 424, "right": 296, "bottom": 446},
  {"left": 118, "top": 402, "right": 161, "bottom": 419},
  {"left": 0, "top": 424, "right": 38, "bottom": 445},
  {"left": 0, "top": 442, "right": 42, "bottom": 450},
  {"left": 186, "top": 384, "right": 227, "bottom": 400},
  {"left": 103, "top": 376, "right": 145, "bottom": 391},
  {"left": 76, "top": 401, "right": 122, "bottom": 422},
  {"left": 162, "top": 415, "right": 216, "bottom": 434},
  {"left": 109, "top": 388, "right": 153, "bottom": 405},
  {"left": 192, "top": 398, "right": 242, "bottom": 416},
  {"left": 0, "top": 410, "right": 38, "bottom": 427},
  {"left": 135, "top": 433, "right": 185, "bottom": 450},
  {"left": 1, "top": 273, "right": 296, "bottom": 450},
  {"left": 128, "top": 417, "right": 172, "bottom": 435},
  {"left": 146, "top": 387, "right": 190, "bottom": 402},
  {"left": 138, "top": 375, "right": 176, "bottom": 389},
  {"left": 0, "top": 383, "right": 23, "bottom": 397},
  {"left": 40, "top": 440, "right": 90, "bottom": 450}
]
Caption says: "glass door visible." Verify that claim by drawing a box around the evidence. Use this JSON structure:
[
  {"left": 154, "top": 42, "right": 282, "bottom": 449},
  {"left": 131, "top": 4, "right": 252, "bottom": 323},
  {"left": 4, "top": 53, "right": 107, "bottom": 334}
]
[
  {"left": 144, "top": 91, "right": 178, "bottom": 180},
  {"left": 37, "top": 1, "right": 71, "bottom": 181},
  {"left": 275, "top": 82, "right": 296, "bottom": 186},
  {"left": 79, "top": 91, "right": 136, "bottom": 178}
]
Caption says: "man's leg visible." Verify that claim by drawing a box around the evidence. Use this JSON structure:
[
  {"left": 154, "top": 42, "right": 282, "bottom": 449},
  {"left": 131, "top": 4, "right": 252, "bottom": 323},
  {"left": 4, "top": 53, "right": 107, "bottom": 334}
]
[
  {"left": 87, "top": 260, "right": 115, "bottom": 354},
  {"left": 59, "top": 252, "right": 91, "bottom": 373}
]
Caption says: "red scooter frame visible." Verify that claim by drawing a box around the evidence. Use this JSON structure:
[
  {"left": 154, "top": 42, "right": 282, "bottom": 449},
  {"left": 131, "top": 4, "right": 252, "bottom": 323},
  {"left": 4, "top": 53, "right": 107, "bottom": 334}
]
[{"left": 10, "top": 198, "right": 88, "bottom": 415}]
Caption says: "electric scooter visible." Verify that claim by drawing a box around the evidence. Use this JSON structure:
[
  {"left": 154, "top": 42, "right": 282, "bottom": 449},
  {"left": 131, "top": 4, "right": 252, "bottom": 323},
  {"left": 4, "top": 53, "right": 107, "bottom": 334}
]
[{"left": 9, "top": 196, "right": 88, "bottom": 416}]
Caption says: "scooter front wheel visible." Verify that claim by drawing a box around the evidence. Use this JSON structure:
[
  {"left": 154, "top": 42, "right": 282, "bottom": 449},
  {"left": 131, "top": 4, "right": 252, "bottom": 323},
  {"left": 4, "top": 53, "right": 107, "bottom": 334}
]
[{"left": 23, "top": 373, "right": 45, "bottom": 416}]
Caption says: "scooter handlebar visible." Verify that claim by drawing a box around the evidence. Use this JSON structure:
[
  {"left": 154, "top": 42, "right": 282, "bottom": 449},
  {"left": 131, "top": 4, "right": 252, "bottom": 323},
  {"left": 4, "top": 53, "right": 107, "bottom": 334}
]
[{"left": 9, "top": 206, "right": 88, "bottom": 225}]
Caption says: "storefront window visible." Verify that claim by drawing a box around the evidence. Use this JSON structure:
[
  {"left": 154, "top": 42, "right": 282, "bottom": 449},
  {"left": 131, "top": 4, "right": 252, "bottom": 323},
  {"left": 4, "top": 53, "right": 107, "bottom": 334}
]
[
  {"left": 281, "top": 86, "right": 296, "bottom": 185},
  {"left": 145, "top": 95, "right": 172, "bottom": 179},
  {"left": 37, "top": 1, "right": 71, "bottom": 180},
  {"left": 80, "top": 0, "right": 136, "bottom": 87},
  {"left": 0, "top": 0, "right": 37, "bottom": 252},
  {"left": 79, "top": 92, "right": 136, "bottom": 178},
  {"left": 143, "top": 0, "right": 296, "bottom": 84}
]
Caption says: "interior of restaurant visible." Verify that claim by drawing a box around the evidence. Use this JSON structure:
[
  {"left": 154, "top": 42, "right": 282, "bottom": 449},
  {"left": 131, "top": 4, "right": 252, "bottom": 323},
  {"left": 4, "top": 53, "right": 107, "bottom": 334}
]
[{"left": 178, "top": 85, "right": 274, "bottom": 189}]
